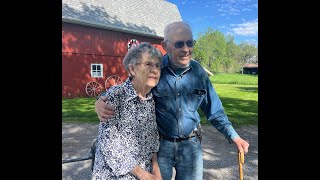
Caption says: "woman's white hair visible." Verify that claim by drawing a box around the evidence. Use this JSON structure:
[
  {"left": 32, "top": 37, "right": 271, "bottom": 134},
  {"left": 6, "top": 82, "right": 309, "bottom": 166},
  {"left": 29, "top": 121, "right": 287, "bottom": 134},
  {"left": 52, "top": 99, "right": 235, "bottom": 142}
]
[{"left": 123, "top": 42, "right": 163, "bottom": 77}]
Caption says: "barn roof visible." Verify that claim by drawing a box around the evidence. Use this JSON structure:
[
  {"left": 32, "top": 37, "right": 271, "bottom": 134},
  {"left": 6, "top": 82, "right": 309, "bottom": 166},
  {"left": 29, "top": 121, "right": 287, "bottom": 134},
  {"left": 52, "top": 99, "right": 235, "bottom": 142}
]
[{"left": 62, "top": 0, "right": 182, "bottom": 38}]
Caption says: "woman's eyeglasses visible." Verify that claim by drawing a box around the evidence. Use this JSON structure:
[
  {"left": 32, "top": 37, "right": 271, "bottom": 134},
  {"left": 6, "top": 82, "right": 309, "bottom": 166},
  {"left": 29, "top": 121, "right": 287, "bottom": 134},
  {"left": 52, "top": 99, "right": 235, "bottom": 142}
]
[
  {"left": 166, "top": 40, "right": 195, "bottom": 49},
  {"left": 136, "top": 62, "right": 161, "bottom": 70}
]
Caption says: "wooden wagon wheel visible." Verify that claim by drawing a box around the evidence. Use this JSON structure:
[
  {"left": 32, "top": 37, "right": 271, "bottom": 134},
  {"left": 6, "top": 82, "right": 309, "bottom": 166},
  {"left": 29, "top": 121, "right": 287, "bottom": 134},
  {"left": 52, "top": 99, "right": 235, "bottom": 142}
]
[
  {"left": 105, "top": 75, "right": 123, "bottom": 90},
  {"left": 85, "top": 81, "right": 102, "bottom": 97}
]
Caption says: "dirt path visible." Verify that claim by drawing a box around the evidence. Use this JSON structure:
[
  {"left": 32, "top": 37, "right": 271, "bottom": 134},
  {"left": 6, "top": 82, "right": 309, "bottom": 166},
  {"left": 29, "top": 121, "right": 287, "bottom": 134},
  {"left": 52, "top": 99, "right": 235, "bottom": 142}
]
[{"left": 62, "top": 123, "right": 258, "bottom": 180}]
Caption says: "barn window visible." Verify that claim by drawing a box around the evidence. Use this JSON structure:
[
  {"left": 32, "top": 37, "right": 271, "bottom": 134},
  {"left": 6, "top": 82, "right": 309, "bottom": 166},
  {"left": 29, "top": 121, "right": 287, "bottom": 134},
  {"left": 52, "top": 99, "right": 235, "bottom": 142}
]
[{"left": 91, "top": 64, "right": 103, "bottom": 78}]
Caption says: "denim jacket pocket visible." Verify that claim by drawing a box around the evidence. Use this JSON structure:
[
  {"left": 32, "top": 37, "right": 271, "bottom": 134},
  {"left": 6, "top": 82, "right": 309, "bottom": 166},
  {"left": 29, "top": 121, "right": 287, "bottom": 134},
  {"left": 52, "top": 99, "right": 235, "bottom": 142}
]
[
  {"left": 188, "top": 89, "right": 206, "bottom": 112},
  {"left": 153, "top": 89, "right": 170, "bottom": 112}
]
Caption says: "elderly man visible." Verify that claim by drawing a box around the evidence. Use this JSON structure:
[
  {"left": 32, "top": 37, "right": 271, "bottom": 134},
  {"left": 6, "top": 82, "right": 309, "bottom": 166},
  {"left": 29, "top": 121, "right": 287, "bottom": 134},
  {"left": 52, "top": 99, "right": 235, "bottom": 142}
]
[{"left": 95, "top": 21, "right": 249, "bottom": 180}]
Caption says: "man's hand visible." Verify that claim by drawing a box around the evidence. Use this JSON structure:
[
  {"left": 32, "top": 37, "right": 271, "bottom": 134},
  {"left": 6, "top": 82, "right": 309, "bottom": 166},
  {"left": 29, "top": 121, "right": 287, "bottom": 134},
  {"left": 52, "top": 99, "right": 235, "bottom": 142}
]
[
  {"left": 95, "top": 96, "right": 115, "bottom": 122},
  {"left": 233, "top": 137, "right": 249, "bottom": 154}
]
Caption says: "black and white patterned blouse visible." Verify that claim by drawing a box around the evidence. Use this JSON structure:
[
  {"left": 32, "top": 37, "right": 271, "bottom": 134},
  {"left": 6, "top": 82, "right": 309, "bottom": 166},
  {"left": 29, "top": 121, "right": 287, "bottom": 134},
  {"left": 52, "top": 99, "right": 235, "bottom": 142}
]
[{"left": 92, "top": 78, "right": 160, "bottom": 180}]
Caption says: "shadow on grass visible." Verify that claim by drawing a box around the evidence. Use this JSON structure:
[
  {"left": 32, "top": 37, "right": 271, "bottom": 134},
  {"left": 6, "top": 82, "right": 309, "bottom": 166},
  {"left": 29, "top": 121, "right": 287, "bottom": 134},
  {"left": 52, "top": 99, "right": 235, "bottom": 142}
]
[
  {"left": 220, "top": 96, "right": 257, "bottom": 125},
  {"left": 237, "top": 86, "right": 258, "bottom": 93},
  {"left": 199, "top": 96, "right": 257, "bottom": 126},
  {"left": 63, "top": 98, "right": 98, "bottom": 122}
]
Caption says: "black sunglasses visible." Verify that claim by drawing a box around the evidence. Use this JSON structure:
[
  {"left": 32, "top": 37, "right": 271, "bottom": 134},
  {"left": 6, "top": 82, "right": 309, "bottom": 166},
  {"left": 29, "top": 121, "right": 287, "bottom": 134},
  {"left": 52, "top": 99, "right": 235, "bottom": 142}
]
[{"left": 166, "top": 40, "right": 195, "bottom": 49}]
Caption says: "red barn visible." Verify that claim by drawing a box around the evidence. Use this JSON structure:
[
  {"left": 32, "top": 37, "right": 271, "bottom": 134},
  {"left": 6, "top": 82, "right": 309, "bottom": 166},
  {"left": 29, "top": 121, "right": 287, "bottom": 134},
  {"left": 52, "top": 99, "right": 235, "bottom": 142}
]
[{"left": 62, "top": 0, "right": 182, "bottom": 98}]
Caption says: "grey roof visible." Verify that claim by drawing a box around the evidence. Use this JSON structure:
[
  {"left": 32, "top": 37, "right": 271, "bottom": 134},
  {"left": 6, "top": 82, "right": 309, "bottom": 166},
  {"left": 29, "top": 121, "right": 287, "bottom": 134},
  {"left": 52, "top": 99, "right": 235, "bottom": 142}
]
[{"left": 62, "top": 0, "right": 182, "bottom": 38}]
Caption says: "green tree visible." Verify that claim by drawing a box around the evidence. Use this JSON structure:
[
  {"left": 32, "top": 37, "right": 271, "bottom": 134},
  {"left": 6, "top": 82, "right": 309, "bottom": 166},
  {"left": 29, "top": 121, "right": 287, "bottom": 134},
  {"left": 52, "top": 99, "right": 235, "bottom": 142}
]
[
  {"left": 193, "top": 28, "right": 227, "bottom": 73},
  {"left": 193, "top": 28, "right": 257, "bottom": 73},
  {"left": 225, "top": 35, "right": 241, "bottom": 72},
  {"left": 238, "top": 42, "right": 257, "bottom": 66}
]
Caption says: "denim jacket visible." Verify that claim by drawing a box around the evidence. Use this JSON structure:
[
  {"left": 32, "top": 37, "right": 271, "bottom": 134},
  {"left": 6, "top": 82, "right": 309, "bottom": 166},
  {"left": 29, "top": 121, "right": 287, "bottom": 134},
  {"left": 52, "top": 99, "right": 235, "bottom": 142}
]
[{"left": 152, "top": 54, "right": 239, "bottom": 142}]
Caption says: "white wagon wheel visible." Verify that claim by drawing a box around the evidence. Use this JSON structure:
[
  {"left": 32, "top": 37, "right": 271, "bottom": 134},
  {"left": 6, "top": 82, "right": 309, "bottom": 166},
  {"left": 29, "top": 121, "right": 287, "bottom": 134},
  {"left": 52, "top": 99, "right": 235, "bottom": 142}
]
[
  {"left": 105, "top": 75, "right": 123, "bottom": 90},
  {"left": 85, "top": 81, "right": 102, "bottom": 97}
]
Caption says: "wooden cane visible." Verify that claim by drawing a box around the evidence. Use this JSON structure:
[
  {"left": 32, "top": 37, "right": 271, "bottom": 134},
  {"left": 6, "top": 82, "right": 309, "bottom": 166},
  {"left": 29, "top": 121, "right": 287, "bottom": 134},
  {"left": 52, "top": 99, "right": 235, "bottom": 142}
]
[{"left": 238, "top": 152, "right": 245, "bottom": 180}]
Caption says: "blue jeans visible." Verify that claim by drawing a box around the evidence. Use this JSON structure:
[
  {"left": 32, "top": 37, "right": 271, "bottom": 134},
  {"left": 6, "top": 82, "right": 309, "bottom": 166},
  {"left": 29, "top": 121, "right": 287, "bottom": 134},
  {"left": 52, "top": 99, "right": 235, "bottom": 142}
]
[{"left": 157, "top": 136, "right": 203, "bottom": 180}]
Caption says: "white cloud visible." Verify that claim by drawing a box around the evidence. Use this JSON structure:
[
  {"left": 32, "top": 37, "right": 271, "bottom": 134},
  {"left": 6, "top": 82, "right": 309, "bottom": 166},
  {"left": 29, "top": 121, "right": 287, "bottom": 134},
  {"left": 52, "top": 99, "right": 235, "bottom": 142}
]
[
  {"left": 244, "top": 39, "right": 258, "bottom": 46},
  {"left": 214, "top": 0, "right": 257, "bottom": 15},
  {"left": 231, "top": 19, "right": 258, "bottom": 36},
  {"left": 190, "top": 16, "right": 214, "bottom": 23},
  {"left": 224, "top": 0, "right": 237, "bottom": 3},
  {"left": 225, "top": 31, "right": 234, "bottom": 36},
  {"left": 229, "top": 7, "right": 240, "bottom": 15},
  {"left": 242, "top": 8, "right": 252, "bottom": 11},
  {"left": 245, "top": 38, "right": 257, "bottom": 43}
]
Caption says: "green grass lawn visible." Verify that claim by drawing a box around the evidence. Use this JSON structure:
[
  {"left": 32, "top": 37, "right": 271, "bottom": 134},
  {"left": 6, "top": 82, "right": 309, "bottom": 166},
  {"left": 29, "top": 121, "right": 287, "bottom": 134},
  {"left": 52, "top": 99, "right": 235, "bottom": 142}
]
[
  {"left": 199, "top": 83, "right": 257, "bottom": 126},
  {"left": 63, "top": 73, "right": 258, "bottom": 125},
  {"left": 62, "top": 98, "right": 98, "bottom": 123},
  {"left": 210, "top": 73, "right": 258, "bottom": 85}
]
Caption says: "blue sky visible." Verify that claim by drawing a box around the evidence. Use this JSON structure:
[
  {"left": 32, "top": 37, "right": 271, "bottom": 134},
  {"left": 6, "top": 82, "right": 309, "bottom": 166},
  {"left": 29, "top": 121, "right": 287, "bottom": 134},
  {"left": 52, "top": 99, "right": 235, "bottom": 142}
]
[{"left": 166, "top": 0, "right": 258, "bottom": 46}]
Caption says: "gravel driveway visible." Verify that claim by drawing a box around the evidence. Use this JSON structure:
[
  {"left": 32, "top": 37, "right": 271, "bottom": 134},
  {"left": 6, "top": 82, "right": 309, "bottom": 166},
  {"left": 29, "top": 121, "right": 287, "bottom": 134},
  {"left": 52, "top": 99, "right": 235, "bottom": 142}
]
[{"left": 62, "top": 123, "right": 258, "bottom": 180}]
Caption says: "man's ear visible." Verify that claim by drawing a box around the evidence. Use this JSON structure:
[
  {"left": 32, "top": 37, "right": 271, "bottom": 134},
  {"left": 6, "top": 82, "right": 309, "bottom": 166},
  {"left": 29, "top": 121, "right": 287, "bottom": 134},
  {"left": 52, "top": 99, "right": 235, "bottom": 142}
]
[{"left": 128, "top": 65, "right": 136, "bottom": 77}]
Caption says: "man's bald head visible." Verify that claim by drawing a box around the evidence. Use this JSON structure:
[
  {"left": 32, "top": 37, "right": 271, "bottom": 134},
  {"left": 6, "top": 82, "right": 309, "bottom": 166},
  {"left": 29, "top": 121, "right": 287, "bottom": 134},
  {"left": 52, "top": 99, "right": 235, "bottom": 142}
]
[{"left": 164, "top": 21, "right": 193, "bottom": 41}]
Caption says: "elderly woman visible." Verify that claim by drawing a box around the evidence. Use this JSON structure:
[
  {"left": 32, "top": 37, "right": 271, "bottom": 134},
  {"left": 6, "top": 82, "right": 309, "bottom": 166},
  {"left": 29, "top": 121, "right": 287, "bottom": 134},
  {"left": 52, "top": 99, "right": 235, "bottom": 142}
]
[{"left": 92, "top": 42, "right": 163, "bottom": 180}]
